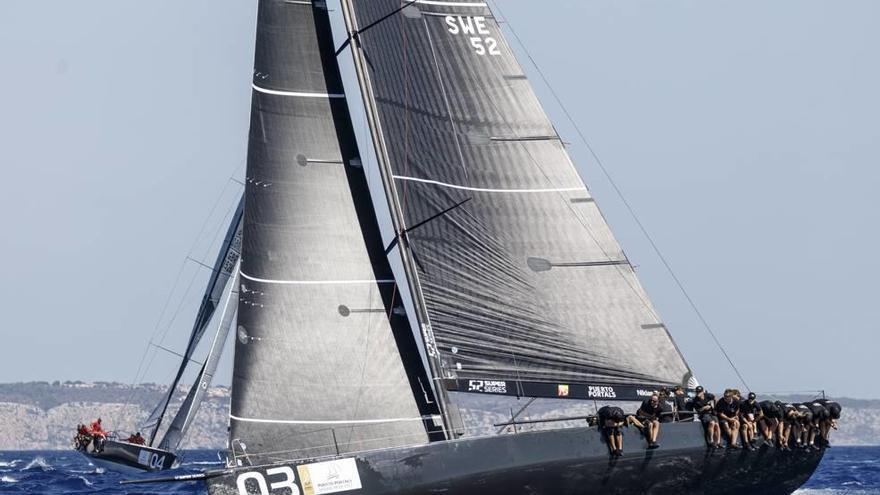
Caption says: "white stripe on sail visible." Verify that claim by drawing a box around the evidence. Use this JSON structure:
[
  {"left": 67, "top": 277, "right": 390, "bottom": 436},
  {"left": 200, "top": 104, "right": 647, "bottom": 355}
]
[
  {"left": 230, "top": 414, "right": 425, "bottom": 425},
  {"left": 393, "top": 175, "right": 586, "bottom": 194},
  {"left": 252, "top": 83, "right": 345, "bottom": 99},
  {"left": 412, "top": 0, "right": 487, "bottom": 7},
  {"left": 240, "top": 271, "right": 394, "bottom": 285}
]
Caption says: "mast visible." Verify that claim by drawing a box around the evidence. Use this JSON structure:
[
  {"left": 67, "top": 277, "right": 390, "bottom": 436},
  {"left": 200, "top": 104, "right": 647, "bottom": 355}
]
[
  {"left": 339, "top": 0, "right": 455, "bottom": 438},
  {"left": 158, "top": 266, "right": 239, "bottom": 452},
  {"left": 145, "top": 196, "right": 244, "bottom": 446}
]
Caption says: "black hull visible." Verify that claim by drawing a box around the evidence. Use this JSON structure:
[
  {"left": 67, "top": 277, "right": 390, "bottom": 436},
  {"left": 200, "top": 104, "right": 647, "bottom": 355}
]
[
  {"left": 206, "top": 422, "right": 823, "bottom": 495},
  {"left": 78, "top": 440, "right": 178, "bottom": 473}
]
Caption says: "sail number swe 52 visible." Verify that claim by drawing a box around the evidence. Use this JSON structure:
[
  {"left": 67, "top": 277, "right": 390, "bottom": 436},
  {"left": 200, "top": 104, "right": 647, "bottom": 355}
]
[{"left": 444, "top": 16, "right": 501, "bottom": 56}]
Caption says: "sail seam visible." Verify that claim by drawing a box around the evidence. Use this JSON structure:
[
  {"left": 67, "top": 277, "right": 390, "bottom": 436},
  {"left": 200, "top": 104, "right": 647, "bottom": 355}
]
[
  {"left": 393, "top": 175, "right": 586, "bottom": 193},
  {"left": 240, "top": 271, "right": 394, "bottom": 285},
  {"left": 230, "top": 414, "right": 425, "bottom": 425},
  {"left": 413, "top": 0, "right": 487, "bottom": 7},
  {"left": 252, "top": 83, "right": 344, "bottom": 99}
]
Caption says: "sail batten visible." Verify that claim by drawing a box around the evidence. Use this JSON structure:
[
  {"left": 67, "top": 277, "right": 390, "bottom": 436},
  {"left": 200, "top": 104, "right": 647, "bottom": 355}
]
[{"left": 340, "top": 0, "right": 693, "bottom": 400}]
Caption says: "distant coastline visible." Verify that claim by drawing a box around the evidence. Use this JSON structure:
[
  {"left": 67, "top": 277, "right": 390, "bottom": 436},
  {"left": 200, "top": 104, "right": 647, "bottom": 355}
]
[{"left": 1, "top": 382, "right": 876, "bottom": 450}]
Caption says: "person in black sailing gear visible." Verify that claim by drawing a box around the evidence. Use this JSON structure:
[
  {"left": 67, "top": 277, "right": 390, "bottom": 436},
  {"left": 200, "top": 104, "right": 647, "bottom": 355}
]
[
  {"left": 673, "top": 386, "right": 692, "bottom": 421},
  {"left": 779, "top": 402, "right": 800, "bottom": 450},
  {"left": 817, "top": 399, "right": 842, "bottom": 444},
  {"left": 597, "top": 405, "right": 627, "bottom": 457},
  {"left": 739, "top": 392, "right": 759, "bottom": 450},
  {"left": 758, "top": 399, "right": 782, "bottom": 447},
  {"left": 716, "top": 390, "right": 741, "bottom": 449},
  {"left": 795, "top": 403, "right": 814, "bottom": 449},
  {"left": 637, "top": 394, "right": 663, "bottom": 449},
  {"left": 689, "top": 386, "right": 721, "bottom": 448},
  {"left": 658, "top": 388, "right": 674, "bottom": 424}
]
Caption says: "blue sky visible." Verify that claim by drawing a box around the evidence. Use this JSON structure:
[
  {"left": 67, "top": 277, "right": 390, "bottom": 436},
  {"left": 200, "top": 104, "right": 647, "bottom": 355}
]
[{"left": 0, "top": 1, "right": 877, "bottom": 398}]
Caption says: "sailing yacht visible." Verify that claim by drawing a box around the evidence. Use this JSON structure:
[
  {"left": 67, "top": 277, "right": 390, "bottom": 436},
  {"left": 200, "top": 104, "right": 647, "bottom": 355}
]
[
  {"left": 133, "top": 0, "right": 824, "bottom": 492},
  {"left": 79, "top": 199, "right": 244, "bottom": 473}
]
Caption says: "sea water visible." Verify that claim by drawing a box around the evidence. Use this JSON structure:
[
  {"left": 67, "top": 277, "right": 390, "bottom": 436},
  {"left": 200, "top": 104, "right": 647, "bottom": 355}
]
[{"left": 0, "top": 446, "right": 878, "bottom": 494}]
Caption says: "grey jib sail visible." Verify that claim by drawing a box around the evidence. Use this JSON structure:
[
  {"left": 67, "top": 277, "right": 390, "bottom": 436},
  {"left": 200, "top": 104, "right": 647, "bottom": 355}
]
[
  {"left": 228, "top": 0, "right": 432, "bottom": 462},
  {"left": 144, "top": 196, "right": 244, "bottom": 445},
  {"left": 340, "top": 0, "right": 692, "bottom": 395},
  {"left": 158, "top": 266, "right": 239, "bottom": 452}
]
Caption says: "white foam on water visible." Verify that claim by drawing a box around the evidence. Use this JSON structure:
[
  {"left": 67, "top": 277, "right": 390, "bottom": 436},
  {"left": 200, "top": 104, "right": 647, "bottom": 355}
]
[
  {"left": 795, "top": 489, "right": 880, "bottom": 495},
  {"left": 77, "top": 475, "right": 93, "bottom": 487},
  {"left": 23, "top": 456, "right": 53, "bottom": 471},
  {"left": 1, "top": 475, "right": 18, "bottom": 483},
  {"left": 0, "top": 460, "right": 20, "bottom": 468}
]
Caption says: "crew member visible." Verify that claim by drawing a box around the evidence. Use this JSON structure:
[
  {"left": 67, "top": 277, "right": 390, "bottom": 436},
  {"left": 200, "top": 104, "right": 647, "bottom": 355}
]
[
  {"left": 90, "top": 418, "right": 106, "bottom": 452},
  {"left": 658, "top": 388, "right": 674, "bottom": 424},
  {"left": 739, "top": 392, "right": 759, "bottom": 450},
  {"left": 597, "top": 405, "right": 626, "bottom": 457},
  {"left": 758, "top": 399, "right": 781, "bottom": 447},
  {"left": 673, "top": 386, "right": 692, "bottom": 421},
  {"left": 74, "top": 424, "right": 92, "bottom": 451},
  {"left": 637, "top": 393, "right": 663, "bottom": 449},
  {"left": 817, "top": 399, "right": 842, "bottom": 444},
  {"left": 689, "top": 386, "right": 721, "bottom": 448},
  {"left": 715, "top": 390, "right": 741, "bottom": 449},
  {"left": 779, "top": 402, "right": 800, "bottom": 451},
  {"left": 797, "top": 403, "right": 818, "bottom": 450}
]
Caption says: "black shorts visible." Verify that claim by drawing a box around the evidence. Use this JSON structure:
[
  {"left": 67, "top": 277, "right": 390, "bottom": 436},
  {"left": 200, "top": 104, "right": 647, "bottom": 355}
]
[
  {"left": 700, "top": 414, "right": 718, "bottom": 426},
  {"left": 601, "top": 425, "right": 621, "bottom": 436}
]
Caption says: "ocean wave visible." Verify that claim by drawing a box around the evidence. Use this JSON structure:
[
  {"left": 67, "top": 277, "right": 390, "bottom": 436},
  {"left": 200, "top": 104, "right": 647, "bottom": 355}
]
[
  {"left": 23, "top": 456, "right": 54, "bottom": 472},
  {"left": 182, "top": 460, "right": 223, "bottom": 466},
  {"left": 796, "top": 489, "right": 880, "bottom": 494},
  {"left": 1, "top": 475, "right": 18, "bottom": 483},
  {"left": 0, "top": 460, "right": 21, "bottom": 468}
]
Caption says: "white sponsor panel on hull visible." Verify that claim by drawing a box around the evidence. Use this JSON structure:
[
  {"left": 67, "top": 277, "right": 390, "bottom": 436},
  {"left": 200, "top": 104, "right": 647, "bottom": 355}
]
[{"left": 297, "top": 458, "right": 362, "bottom": 495}]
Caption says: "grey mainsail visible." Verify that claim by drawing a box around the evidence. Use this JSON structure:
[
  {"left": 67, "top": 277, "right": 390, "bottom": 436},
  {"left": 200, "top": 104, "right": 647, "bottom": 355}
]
[
  {"left": 144, "top": 196, "right": 244, "bottom": 445},
  {"left": 158, "top": 266, "right": 240, "bottom": 452},
  {"left": 228, "top": 0, "right": 433, "bottom": 463},
  {"left": 339, "top": 0, "right": 693, "bottom": 399}
]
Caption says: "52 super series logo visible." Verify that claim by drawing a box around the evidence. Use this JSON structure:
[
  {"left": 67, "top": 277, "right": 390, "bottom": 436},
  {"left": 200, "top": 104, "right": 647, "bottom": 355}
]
[{"left": 444, "top": 16, "right": 501, "bottom": 56}]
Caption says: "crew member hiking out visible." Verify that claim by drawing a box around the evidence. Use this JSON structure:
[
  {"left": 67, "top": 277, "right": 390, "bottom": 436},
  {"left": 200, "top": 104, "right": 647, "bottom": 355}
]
[
  {"left": 90, "top": 418, "right": 106, "bottom": 453},
  {"left": 673, "top": 386, "right": 692, "bottom": 421},
  {"left": 758, "top": 399, "right": 782, "bottom": 447},
  {"left": 817, "top": 398, "right": 842, "bottom": 444},
  {"left": 597, "top": 405, "right": 627, "bottom": 457},
  {"left": 636, "top": 393, "right": 662, "bottom": 449},
  {"left": 739, "top": 392, "right": 759, "bottom": 450},
  {"left": 689, "top": 386, "right": 721, "bottom": 448},
  {"left": 716, "top": 390, "right": 741, "bottom": 449}
]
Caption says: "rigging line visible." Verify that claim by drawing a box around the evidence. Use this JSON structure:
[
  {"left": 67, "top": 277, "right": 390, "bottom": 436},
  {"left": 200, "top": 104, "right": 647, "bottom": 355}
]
[
  {"left": 126, "top": 166, "right": 244, "bottom": 405},
  {"left": 335, "top": 0, "right": 418, "bottom": 56},
  {"left": 489, "top": 0, "right": 749, "bottom": 390}
]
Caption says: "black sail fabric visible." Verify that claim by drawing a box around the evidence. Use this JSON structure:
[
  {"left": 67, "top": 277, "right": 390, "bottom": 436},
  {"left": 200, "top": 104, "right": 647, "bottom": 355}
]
[
  {"left": 229, "top": 0, "right": 429, "bottom": 461},
  {"left": 341, "top": 0, "right": 693, "bottom": 392}
]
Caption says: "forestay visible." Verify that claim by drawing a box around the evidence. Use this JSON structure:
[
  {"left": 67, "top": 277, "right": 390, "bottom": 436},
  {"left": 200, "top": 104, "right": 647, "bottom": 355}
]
[
  {"left": 228, "top": 0, "right": 432, "bottom": 463},
  {"left": 340, "top": 0, "right": 694, "bottom": 400},
  {"left": 144, "top": 196, "right": 244, "bottom": 445}
]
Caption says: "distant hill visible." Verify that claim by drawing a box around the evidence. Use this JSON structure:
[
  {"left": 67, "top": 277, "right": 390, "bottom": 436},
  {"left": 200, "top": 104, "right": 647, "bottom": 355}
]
[
  {"left": 0, "top": 382, "right": 876, "bottom": 450},
  {"left": 0, "top": 381, "right": 228, "bottom": 450}
]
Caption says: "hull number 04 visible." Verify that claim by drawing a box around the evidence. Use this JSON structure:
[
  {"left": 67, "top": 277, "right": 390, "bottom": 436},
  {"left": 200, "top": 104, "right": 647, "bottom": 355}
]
[{"left": 445, "top": 16, "right": 501, "bottom": 56}]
